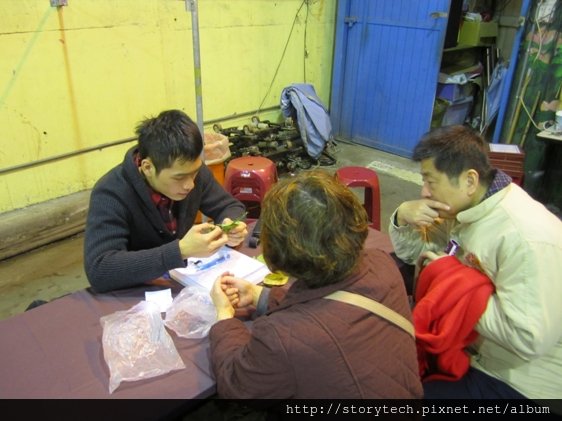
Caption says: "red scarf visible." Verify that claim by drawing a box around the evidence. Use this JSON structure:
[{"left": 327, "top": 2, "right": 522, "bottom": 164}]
[{"left": 413, "top": 256, "right": 494, "bottom": 382}]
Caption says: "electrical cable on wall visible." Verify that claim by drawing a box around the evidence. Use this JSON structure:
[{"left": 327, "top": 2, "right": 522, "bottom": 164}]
[{"left": 256, "top": 0, "right": 308, "bottom": 117}]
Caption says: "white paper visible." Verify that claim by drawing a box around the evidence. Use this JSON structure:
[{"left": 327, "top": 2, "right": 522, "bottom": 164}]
[
  {"left": 489, "top": 143, "right": 521, "bottom": 153},
  {"left": 169, "top": 247, "right": 270, "bottom": 292},
  {"left": 144, "top": 289, "right": 173, "bottom": 312}
]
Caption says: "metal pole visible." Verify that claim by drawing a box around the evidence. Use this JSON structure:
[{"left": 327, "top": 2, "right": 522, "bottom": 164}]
[
  {"left": 185, "top": 0, "right": 205, "bottom": 159},
  {"left": 186, "top": 0, "right": 209, "bottom": 223}
]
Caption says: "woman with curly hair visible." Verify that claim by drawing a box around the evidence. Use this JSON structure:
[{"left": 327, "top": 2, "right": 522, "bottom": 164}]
[{"left": 209, "top": 169, "right": 422, "bottom": 400}]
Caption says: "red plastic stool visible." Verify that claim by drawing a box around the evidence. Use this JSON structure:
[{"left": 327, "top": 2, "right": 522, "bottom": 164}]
[
  {"left": 336, "top": 166, "right": 381, "bottom": 230},
  {"left": 224, "top": 156, "right": 278, "bottom": 218}
]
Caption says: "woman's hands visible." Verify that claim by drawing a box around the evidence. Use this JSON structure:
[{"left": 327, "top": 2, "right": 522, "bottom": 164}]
[
  {"left": 209, "top": 271, "right": 263, "bottom": 320},
  {"left": 210, "top": 272, "right": 236, "bottom": 320}
]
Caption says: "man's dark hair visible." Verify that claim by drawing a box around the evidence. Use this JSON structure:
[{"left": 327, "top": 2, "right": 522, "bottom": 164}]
[
  {"left": 260, "top": 169, "right": 369, "bottom": 288},
  {"left": 135, "top": 109, "right": 203, "bottom": 173},
  {"left": 413, "top": 125, "right": 495, "bottom": 185}
]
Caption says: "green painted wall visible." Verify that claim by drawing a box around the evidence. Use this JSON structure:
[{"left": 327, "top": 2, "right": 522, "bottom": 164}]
[{"left": 0, "top": 0, "right": 336, "bottom": 213}]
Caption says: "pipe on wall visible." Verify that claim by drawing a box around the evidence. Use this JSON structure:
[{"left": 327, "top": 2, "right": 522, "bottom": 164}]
[
  {"left": 492, "top": 0, "right": 532, "bottom": 143},
  {"left": 0, "top": 105, "right": 280, "bottom": 176}
]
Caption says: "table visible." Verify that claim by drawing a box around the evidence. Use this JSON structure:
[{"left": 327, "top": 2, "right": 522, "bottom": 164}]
[
  {"left": 0, "top": 226, "right": 393, "bottom": 414},
  {"left": 535, "top": 130, "right": 562, "bottom": 212},
  {"left": 537, "top": 129, "right": 562, "bottom": 143}
]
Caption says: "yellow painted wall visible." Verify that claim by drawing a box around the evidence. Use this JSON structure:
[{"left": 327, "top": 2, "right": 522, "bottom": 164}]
[{"left": 0, "top": 0, "right": 336, "bottom": 213}]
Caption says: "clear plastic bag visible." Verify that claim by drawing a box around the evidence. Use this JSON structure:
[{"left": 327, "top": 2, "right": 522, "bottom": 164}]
[
  {"left": 204, "top": 132, "right": 231, "bottom": 165},
  {"left": 164, "top": 286, "right": 217, "bottom": 339},
  {"left": 100, "top": 300, "right": 185, "bottom": 393}
]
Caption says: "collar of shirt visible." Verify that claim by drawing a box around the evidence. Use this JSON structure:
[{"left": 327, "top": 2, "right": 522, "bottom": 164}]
[
  {"left": 482, "top": 169, "right": 512, "bottom": 201},
  {"left": 134, "top": 152, "right": 177, "bottom": 233}
]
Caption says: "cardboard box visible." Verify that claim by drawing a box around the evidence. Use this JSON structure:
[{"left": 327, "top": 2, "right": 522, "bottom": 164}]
[{"left": 458, "top": 21, "right": 498, "bottom": 46}]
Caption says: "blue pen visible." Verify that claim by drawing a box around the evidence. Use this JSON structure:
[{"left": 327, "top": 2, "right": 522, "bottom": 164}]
[{"left": 194, "top": 253, "right": 230, "bottom": 271}]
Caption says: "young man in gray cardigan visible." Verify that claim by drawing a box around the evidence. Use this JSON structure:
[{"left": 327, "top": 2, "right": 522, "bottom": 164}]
[{"left": 84, "top": 110, "right": 247, "bottom": 293}]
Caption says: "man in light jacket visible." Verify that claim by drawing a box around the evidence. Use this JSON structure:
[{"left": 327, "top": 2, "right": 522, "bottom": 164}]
[{"left": 389, "top": 125, "right": 562, "bottom": 403}]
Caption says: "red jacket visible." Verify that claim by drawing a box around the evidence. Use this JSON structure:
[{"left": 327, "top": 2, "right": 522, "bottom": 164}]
[{"left": 413, "top": 256, "right": 494, "bottom": 381}]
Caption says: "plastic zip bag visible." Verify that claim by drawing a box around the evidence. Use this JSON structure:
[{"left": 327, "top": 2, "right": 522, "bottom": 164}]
[
  {"left": 164, "top": 285, "right": 217, "bottom": 339},
  {"left": 203, "top": 132, "right": 230, "bottom": 165},
  {"left": 100, "top": 300, "right": 185, "bottom": 393}
]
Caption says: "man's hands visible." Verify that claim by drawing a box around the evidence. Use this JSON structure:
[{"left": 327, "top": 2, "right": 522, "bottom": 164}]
[
  {"left": 417, "top": 249, "right": 448, "bottom": 268},
  {"left": 396, "top": 199, "right": 450, "bottom": 227},
  {"left": 413, "top": 249, "right": 448, "bottom": 285},
  {"left": 221, "top": 218, "right": 248, "bottom": 248},
  {"left": 179, "top": 223, "right": 228, "bottom": 259},
  {"left": 210, "top": 272, "right": 263, "bottom": 320},
  {"left": 178, "top": 216, "right": 248, "bottom": 260}
]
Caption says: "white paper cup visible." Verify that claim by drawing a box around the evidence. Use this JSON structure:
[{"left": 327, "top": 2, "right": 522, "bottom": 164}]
[{"left": 556, "top": 110, "right": 562, "bottom": 129}]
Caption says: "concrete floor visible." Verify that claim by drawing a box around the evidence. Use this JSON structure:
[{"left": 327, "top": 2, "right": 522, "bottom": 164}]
[{"left": 0, "top": 140, "right": 423, "bottom": 321}]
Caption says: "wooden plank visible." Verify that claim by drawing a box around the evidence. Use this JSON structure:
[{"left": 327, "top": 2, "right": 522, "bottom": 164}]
[{"left": 0, "top": 191, "right": 90, "bottom": 261}]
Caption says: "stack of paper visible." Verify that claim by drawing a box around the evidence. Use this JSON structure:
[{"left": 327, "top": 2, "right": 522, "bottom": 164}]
[{"left": 169, "top": 247, "right": 270, "bottom": 292}]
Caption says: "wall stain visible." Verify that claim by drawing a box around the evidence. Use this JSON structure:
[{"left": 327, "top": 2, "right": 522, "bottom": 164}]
[
  {"left": 0, "top": 7, "right": 53, "bottom": 110},
  {"left": 56, "top": 6, "right": 86, "bottom": 182}
]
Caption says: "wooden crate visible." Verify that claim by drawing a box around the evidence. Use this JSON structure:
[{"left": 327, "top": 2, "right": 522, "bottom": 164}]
[{"left": 488, "top": 144, "right": 525, "bottom": 186}]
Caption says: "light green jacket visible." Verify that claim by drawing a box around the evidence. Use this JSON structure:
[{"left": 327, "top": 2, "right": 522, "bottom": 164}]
[{"left": 389, "top": 183, "right": 562, "bottom": 399}]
